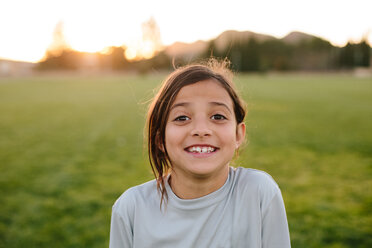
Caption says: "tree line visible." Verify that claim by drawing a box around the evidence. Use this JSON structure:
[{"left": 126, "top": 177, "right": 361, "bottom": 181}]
[
  {"left": 204, "top": 36, "right": 370, "bottom": 72},
  {"left": 36, "top": 35, "right": 371, "bottom": 73}
]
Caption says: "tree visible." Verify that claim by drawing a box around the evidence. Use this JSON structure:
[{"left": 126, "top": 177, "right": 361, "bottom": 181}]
[
  {"left": 339, "top": 40, "right": 371, "bottom": 68},
  {"left": 240, "top": 38, "right": 261, "bottom": 71},
  {"left": 37, "top": 21, "right": 79, "bottom": 70},
  {"left": 45, "top": 21, "right": 71, "bottom": 58},
  {"left": 140, "top": 17, "right": 163, "bottom": 59},
  {"left": 355, "top": 40, "right": 370, "bottom": 67},
  {"left": 261, "top": 39, "right": 291, "bottom": 71},
  {"left": 107, "top": 46, "right": 129, "bottom": 70}
]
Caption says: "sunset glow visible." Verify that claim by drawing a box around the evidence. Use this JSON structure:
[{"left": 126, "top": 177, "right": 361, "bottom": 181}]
[
  {"left": 124, "top": 41, "right": 157, "bottom": 61},
  {"left": 0, "top": 0, "right": 371, "bottom": 63}
]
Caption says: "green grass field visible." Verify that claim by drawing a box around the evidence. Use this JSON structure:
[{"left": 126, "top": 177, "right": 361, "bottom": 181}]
[{"left": 0, "top": 73, "right": 371, "bottom": 247}]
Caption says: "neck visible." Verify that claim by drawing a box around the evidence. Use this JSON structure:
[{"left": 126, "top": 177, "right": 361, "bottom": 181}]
[{"left": 169, "top": 166, "right": 229, "bottom": 199}]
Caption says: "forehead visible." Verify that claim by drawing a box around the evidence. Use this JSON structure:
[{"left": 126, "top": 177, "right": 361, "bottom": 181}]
[{"left": 173, "top": 79, "right": 233, "bottom": 105}]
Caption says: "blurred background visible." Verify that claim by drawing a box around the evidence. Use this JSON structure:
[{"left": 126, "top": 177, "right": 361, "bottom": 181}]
[{"left": 0, "top": 0, "right": 371, "bottom": 247}]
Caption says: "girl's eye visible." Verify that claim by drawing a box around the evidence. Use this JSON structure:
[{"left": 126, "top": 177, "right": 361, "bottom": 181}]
[
  {"left": 174, "top": 115, "right": 190, "bottom": 122},
  {"left": 211, "top": 114, "right": 227, "bottom": 120}
]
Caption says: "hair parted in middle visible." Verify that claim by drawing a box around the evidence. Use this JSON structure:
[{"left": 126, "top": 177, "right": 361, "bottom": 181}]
[{"left": 146, "top": 58, "right": 247, "bottom": 206}]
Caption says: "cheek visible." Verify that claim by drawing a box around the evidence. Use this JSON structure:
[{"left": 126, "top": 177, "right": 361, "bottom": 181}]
[
  {"left": 218, "top": 124, "right": 237, "bottom": 140},
  {"left": 165, "top": 125, "right": 183, "bottom": 146}
]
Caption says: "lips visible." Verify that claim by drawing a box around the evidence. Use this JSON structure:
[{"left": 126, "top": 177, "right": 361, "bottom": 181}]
[{"left": 185, "top": 145, "right": 218, "bottom": 154}]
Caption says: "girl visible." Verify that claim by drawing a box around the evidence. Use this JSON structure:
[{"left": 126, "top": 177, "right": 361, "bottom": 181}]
[{"left": 109, "top": 59, "right": 291, "bottom": 248}]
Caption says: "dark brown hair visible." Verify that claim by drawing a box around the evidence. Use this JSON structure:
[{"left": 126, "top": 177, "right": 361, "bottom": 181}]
[{"left": 146, "top": 58, "right": 246, "bottom": 206}]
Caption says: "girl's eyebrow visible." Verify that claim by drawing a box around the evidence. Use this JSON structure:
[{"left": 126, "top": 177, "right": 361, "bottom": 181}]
[
  {"left": 170, "top": 102, "right": 189, "bottom": 110},
  {"left": 171, "top": 101, "right": 232, "bottom": 114},
  {"left": 210, "top": 101, "right": 232, "bottom": 114}
]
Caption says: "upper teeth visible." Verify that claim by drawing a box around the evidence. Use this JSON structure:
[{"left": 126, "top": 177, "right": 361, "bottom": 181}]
[{"left": 188, "top": 146, "right": 215, "bottom": 153}]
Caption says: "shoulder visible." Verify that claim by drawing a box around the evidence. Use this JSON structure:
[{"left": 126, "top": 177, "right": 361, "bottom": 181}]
[
  {"left": 232, "top": 167, "right": 279, "bottom": 191},
  {"left": 231, "top": 167, "right": 281, "bottom": 208},
  {"left": 112, "top": 179, "right": 158, "bottom": 217}
]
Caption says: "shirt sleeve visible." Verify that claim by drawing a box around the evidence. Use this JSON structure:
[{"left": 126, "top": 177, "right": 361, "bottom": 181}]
[
  {"left": 261, "top": 191, "right": 291, "bottom": 248},
  {"left": 109, "top": 191, "right": 135, "bottom": 248}
]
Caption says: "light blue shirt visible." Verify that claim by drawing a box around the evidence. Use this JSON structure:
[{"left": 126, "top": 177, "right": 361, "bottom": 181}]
[{"left": 110, "top": 167, "right": 291, "bottom": 247}]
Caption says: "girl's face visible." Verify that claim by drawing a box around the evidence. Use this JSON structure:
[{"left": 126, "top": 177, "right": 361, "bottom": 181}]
[{"left": 165, "top": 79, "right": 245, "bottom": 179}]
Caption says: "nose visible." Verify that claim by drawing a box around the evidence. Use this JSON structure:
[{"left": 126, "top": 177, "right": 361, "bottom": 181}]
[{"left": 190, "top": 117, "right": 212, "bottom": 137}]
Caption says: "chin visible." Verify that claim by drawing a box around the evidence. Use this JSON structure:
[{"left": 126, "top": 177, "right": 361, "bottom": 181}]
[{"left": 186, "top": 164, "right": 228, "bottom": 177}]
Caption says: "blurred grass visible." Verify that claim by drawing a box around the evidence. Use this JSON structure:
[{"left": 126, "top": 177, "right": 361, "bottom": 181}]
[{"left": 0, "top": 73, "right": 371, "bottom": 247}]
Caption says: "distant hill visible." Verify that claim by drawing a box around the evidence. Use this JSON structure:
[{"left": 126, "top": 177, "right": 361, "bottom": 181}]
[
  {"left": 165, "top": 30, "right": 323, "bottom": 59},
  {"left": 213, "top": 30, "right": 276, "bottom": 51},
  {"left": 164, "top": 40, "right": 208, "bottom": 60},
  {"left": 281, "top": 31, "right": 318, "bottom": 44}
]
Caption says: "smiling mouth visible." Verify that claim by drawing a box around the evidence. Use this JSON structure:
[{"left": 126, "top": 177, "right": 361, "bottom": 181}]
[{"left": 185, "top": 146, "right": 218, "bottom": 154}]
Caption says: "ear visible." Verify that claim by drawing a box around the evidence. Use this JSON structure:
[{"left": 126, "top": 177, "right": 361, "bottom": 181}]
[
  {"left": 235, "top": 122, "right": 246, "bottom": 149},
  {"left": 155, "top": 131, "right": 165, "bottom": 152}
]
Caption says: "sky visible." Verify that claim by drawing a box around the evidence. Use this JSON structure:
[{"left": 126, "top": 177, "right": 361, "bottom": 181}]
[{"left": 0, "top": 0, "right": 371, "bottom": 63}]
